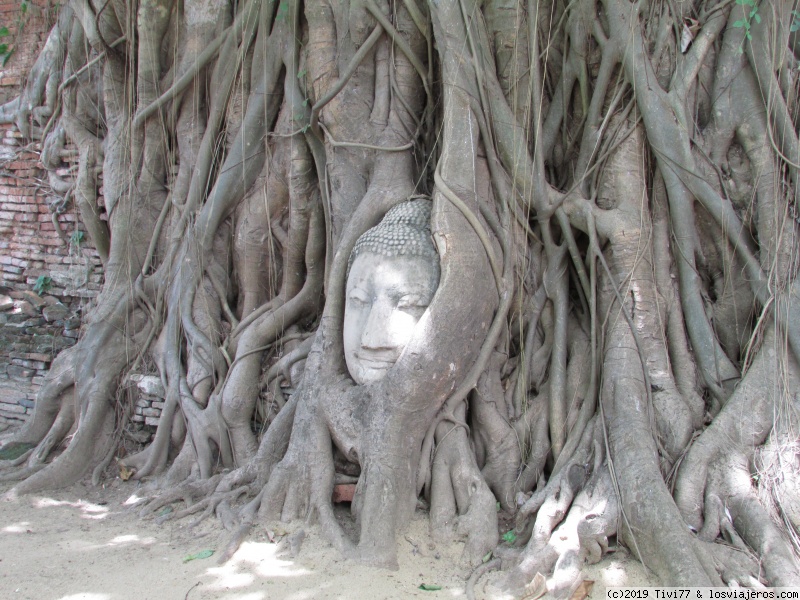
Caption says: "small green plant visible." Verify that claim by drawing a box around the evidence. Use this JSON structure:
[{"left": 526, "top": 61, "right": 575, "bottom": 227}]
[
  {"left": 732, "top": 0, "right": 761, "bottom": 53},
  {"left": 0, "top": 25, "right": 11, "bottom": 65},
  {"left": 70, "top": 230, "right": 85, "bottom": 247},
  {"left": 502, "top": 529, "right": 517, "bottom": 543},
  {"left": 33, "top": 274, "right": 52, "bottom": 294},
  {"left": 0, "top": 1, "right": 32, "bottom": 66}
]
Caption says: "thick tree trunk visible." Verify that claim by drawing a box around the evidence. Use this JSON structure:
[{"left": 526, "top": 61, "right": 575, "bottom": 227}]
[{"left": 2, "top": 0, "right": 799, "bottom": 589}]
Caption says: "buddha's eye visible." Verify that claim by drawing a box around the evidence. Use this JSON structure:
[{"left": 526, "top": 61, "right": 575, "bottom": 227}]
[{"left": 397, "top": 295, "right": 427, "bottom": 315}]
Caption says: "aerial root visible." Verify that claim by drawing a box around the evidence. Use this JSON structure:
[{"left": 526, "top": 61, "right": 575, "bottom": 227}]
[
  {"left": 699, "top": 540, "right": 765, "bottom": 588},
  {"left": 0, "top": 464, "right": 46, "bottom": 483},
  {"left": 429, "top": 404, "right": 500, "bottom": 565},
  {"left": 496, "top": 464, "right": 617, "bottom": 597},
  {"left": 159, "top": 486, "right": 250, "bottom": 528},
  {"left": 139, "top": 474, "right": 222, "bottom": 518},
  {"left": 217, "top": 488, "right": 266, "bottom": 564},
  {"left": 698, "top": 494, "right": 748, "bottom": 551},
  {"left": 0, "top": 449, "right": 35, "bottom": 469},
  {"left": 217, "top": 523, "right": 253, "bottom": 564},
  {"left": 465, "top": 558, "right": 501, "bottom": 600}
]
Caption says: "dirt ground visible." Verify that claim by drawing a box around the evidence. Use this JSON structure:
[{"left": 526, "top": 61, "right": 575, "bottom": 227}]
[{"left": 0, "top": 474, "right": 657, "bottom": 600}]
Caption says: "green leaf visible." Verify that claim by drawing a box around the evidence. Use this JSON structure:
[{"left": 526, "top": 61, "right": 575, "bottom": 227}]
[
  {"left": 0, "top": 26, "right": 9, "bottom": 37},
  {"left": 753, "top": 13, "right": 761, "bottom": 24},
  {"left": 502, "top": 530, "right": 517, "bottom": 543},
  {"left": 482, "top": 551, "right": 493, "bottom": 563},
  {"left": 21, "top": 1, "right": 28, "bottom": 14},
  {"left": 0, "top": 43, "right": 8, "bottom": 55},
  {"left": 418, "top": 584, "right": 442, "bottom": 591},
  {"left": 302, "top": 98, "right": 309, "bottom": 106},
  {"left": 792, "top": 22, "right": 800, "bottom": 33},
  {"left": 183, "top": 549, "right": 214, "bottom": 563},
  {"left": 70, "top": 230, "right": 84, "bottom": 246},
  {"left": 33, "top": 275, "right": 52, "bottom": 294},
  {"left": 1, "top": 48, "right": 13, "bottom": 66},
  {"left": 732, "top": 20, "right": 745, "bottom": 28},
  {"left": 496, "top": 501, "right": 501, "bottom": 512},
  {"left": 746, "top": 31, "right": 752, "bottom": 40},
  {"left": 297, "top": 69, "right": 306, "bottom": 79},
  {"left": 157, "top": 505, "right": 173, "bottom": 517}
]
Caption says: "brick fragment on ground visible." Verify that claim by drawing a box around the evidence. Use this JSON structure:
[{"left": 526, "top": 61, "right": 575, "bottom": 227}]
[{"left": 332, "top": 484, "right": 357, "bottom": 503}]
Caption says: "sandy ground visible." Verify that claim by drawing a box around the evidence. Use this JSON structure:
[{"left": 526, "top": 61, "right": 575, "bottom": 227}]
[{"left": 0, "top": 476, "right": 658, "bottom": 600}]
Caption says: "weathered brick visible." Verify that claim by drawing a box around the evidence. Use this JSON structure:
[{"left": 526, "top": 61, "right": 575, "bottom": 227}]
[
  {"left": 0, "top": 18, "right": 103, "bottom": 427},
  {"left": 4, "top": 161, "right": 34, "bottom": 171},
  {"left": 11, "top": 358, "right": 47, "bottom": 370},
  {"left": 0, "top": 402, "right": 27, "bottom": 414},
  {"left": 332, "top": 484, "right": 356, "bottom": 503},
  {"left": 130, "top": 374, "right": 165, "bottom": 397},
  {"left": 7, "top": 364, "right": 34, "bottom": 380},
  {"left": 11, "top": 352, "right": 51, "bottom": 362},
  {"left": 0, "top": 201, "right": 37, "bottom": 212}
]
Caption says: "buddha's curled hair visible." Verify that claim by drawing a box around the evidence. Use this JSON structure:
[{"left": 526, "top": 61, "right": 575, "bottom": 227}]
[{"left": 347, "top": 199, "right": 438, "bottom": 276}]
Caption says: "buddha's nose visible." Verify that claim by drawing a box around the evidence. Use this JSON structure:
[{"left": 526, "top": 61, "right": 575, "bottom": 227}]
[{"left": 360, "top": 300, "right": 398, "bottom": 351}]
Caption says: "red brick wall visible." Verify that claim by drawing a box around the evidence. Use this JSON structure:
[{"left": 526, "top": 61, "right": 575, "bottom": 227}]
[
  {"left": 0, "top": 127, "right": 104, "bottom": 297},
  {"left": 0, "top": 2, "right": 105, "bottom": 426},
  {"left": 0, "top": 1, "right": 57, "bottom": 104}
]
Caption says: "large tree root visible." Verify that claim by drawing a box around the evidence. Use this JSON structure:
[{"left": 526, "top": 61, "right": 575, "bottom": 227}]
[
  {"left": 5, "top": 0, "right": 800, "bottom": 589},
  {"left": 429, "top": 402, "right": 499, "bottom": 566},
  {"left": 673, "top": 326, "right": 800, "bottom": 585},
  {"left": 497, "top": 418, "right": 614, "bottom": 596}
]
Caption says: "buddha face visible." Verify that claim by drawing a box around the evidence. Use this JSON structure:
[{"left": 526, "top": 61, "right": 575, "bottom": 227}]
[{"left": 344, "top": 252, "right": 440, "bottom": 385}]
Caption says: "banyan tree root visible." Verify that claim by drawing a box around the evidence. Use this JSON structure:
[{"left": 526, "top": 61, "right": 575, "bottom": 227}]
[
  {"left": 497, "top": 418, "right": 618, "bottom": 597},
  {"left": 0, "top": 0, "right": 798, "bottom": 590},
  {"left": 429, "top": 402, "right": 499, "bottom": 566}
]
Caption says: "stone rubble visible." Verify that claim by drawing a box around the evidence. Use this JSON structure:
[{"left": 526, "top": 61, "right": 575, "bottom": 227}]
[{"left": 0, "top": 289, "right": 81, "bottom": 423}]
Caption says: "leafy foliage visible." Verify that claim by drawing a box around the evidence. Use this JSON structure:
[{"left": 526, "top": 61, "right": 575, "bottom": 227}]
[
  {"left": 33, "top": 275, "right": 52, "bottom": 295},
  {"left": 69, "top": 230, "right": 84, "bottom": 247},
  {"left": 731, "top": 0, "right": 761, "bottom": 52}
]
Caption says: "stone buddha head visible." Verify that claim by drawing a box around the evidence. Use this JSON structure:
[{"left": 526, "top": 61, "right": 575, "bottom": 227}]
[{"left": 344, "top": 199, "right": 440, "bottom": 385}]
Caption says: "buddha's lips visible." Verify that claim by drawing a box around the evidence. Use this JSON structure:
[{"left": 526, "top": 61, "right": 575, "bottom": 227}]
[{"left": 355, "top": 354, "right": 397, "bottom": 369}]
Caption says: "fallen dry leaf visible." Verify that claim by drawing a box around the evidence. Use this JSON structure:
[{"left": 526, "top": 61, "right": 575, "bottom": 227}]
[
  {"left": 570, "top": 580, "right": 595, "bottom": 600},
  {"left": 118, "top": 464, "right": 133, "bottom": 481},
  {"left": 521, "top": 572, "right": 547, "bottom": 600}
]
